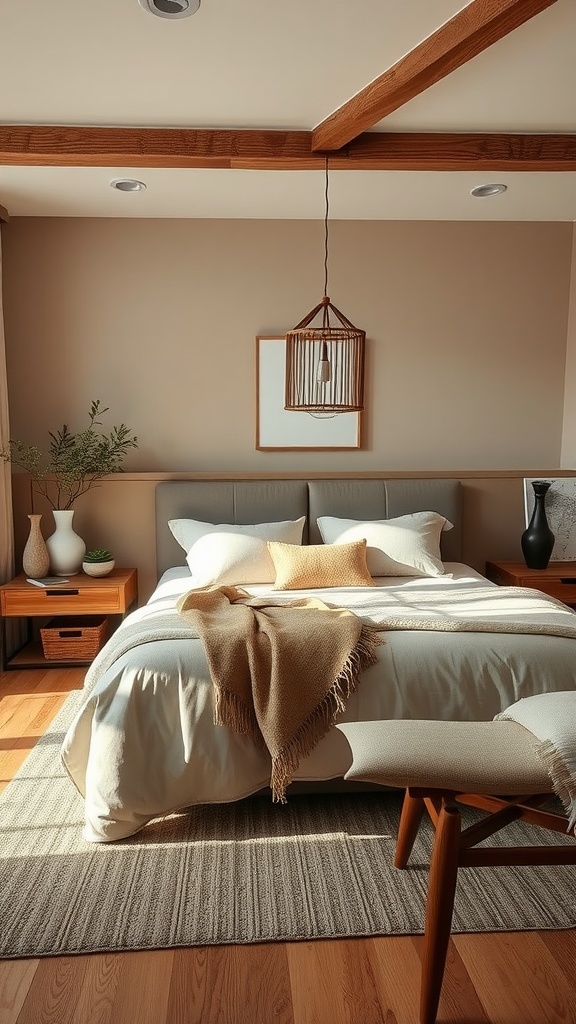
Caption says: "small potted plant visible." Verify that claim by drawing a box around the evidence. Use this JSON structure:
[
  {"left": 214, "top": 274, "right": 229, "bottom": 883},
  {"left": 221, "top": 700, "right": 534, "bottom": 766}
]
[{"left": 82, "top": 548, "right": 116, "bottom": 577}]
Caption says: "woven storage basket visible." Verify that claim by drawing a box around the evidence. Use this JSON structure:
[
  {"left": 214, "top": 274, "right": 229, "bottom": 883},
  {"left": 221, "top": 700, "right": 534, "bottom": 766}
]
[{"left": 40, "top": 616, "right": 108, "bottom": 661}]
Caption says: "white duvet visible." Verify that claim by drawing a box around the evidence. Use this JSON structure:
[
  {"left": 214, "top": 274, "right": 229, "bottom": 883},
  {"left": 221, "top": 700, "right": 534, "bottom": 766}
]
[{"left": 61, "top": 564, "right": 576, "bottom": 841}]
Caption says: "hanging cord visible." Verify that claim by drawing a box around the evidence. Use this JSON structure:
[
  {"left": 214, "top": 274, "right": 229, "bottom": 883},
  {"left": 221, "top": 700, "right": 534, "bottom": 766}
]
[
  {"left": 323, "top": 156, "right": 329, "bottom": 298},
  {"left": 314, "top": 156, "right": 337, "bottom": 416},
  {"left": 322, "top": 156, "right": 330, "bottom": 329}
]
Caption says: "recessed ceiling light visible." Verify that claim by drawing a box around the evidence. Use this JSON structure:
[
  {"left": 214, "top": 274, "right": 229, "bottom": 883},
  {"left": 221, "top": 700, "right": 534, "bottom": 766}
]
[
  {"left": 138, "top": 0, "right": 201, "bottom": 18},
  {"left": 110, "top": 179, "right": 147, "bottom": 193},
  {"left": 470, "top": 183, "right": 508, "bottom": 198}
]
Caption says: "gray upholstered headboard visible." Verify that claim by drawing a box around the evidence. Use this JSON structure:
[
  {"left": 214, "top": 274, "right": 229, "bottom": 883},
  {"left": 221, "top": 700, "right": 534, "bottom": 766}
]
[{"left": 155, "top": 478, "right": 462, "bottom": 578}]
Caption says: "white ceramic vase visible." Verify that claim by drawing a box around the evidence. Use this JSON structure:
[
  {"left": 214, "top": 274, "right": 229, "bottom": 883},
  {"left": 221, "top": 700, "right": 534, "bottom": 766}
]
[
  {"left": 46, "top": 510, "right": 86, "bottom": 576},
  {"left": 22, "top": 514, "right": 51, "bottom": 578}
]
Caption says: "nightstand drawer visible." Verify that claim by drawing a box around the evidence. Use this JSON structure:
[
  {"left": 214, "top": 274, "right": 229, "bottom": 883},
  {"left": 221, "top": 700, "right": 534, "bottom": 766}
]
[
  {"left": 1, "top": 585, "right": 126, "bottom": 616},
  {"left": 524, "top": 579, "right": 576, "bottom": 603},
  {"left": 485, "top": 561, "right": 576, "bottom": 606}
]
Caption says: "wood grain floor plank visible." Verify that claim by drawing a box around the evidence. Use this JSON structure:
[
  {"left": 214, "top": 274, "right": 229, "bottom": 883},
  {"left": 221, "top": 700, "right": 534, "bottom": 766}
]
[
  {"left": 89, "top": 951, "right": 174, "bottom": 1024},
  {"left": 66, "top": 950, "right": 121, "bottom": 1024},
  {"left": 0, "top": 960, "right": 39, "bottom": 1024},
  {"left": 0, "top": 668, "right": 71, "bottom": 697},
  {"left": 0, "top": 695, "right": 29, "bottom": 735},
  {"left": 15, "top": 956, "right": 91, "bottom": 1024},
  {"left": 64, "top": 954, "right": 122, "bottom": 1024},
  {"left": 0, "top": 692, "right": 62, "bottom": 737},
  {"left": 0, "top": 690, "right": 74, "bottom": 790},
  {"left": 288, "top": 937, "right": 391, "bottom": 1024},
  {"left": 0, "top": 671, "right": 40, "bottom": 698},
  {"left": 365, "top": 936, "right": 422, "bottom": 1023},
  {"left": 29, "top": 669, "right": 85, "bottom": 695},
  {"left": 168, "top": 943, "right": 294, "bottom": 1024},
  {"left": 0, "top": 695, "right": 50, "bottom": 789},
  {"left": 19, "top": 951, "right": 175, "bottom": 1024},
  {"left": 454, "top": 931, "right": 576, "bottom": 1024},
  {"left": 538, "top": 929, "right": 576, "bottom": 990},
  {"left": 0, "top": 667, "right": 82, "bottom": 698}
]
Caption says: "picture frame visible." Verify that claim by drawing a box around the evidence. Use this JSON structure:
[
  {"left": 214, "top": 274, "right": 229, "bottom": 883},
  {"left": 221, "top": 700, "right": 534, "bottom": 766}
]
[{"left": 255, "top": 336, "right": 362, "bottom": 451}]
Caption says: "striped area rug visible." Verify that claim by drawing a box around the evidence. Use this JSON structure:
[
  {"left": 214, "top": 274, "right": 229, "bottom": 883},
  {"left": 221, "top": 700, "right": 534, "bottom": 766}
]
[{"left": 1, "top": 691, "right": 575, "bottom": 959}]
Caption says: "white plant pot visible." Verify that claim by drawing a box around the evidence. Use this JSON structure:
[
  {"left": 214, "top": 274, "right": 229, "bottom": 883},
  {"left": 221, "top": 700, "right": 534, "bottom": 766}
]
[
  {"left": 82, "top": 560, "right": 115, "bottom": 577},
  {"left": 46, "top": 510, "right": 86, "bottom": 576}
]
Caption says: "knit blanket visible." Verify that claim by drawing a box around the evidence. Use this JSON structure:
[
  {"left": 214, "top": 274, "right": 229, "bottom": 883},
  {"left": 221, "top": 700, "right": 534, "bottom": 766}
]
[
  {"left": 176, "top": 586, "right": 383, "bottom": 801},
  {"left": 495, "top": 691, "right": 576, "bottom": 836},
  {"left": 345, "top": 584, "right": 576, "bottom": 638}
]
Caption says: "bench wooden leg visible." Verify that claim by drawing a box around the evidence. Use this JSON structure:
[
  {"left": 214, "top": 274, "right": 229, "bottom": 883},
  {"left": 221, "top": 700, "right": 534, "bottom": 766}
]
[
  {"left": 394, "top": 789, "right": 425, "bottom": 868},
  {"left": 420, "top": 798, "right": 461, "bottom": 1024}
]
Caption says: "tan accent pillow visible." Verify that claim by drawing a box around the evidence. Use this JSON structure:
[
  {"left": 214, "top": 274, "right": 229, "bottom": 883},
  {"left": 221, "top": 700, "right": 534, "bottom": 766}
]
[{"left": 268, "top": 539, "right": 375, "bottom": 590}]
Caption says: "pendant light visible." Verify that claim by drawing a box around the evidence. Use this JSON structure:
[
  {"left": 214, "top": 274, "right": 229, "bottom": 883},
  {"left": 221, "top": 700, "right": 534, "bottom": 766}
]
[{"left": 285, "top": 159, "right": 366, "bottom": 414}]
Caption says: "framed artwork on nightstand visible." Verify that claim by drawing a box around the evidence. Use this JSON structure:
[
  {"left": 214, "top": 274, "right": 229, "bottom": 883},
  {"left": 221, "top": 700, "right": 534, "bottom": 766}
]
[{"left": 255, "top": 336, "right": 362, "bottom": 451}]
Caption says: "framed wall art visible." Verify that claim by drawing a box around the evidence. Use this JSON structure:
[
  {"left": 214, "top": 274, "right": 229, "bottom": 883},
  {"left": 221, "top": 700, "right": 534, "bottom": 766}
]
[{"left": 255, "top": 336, "right": 362, "bottom": 451}]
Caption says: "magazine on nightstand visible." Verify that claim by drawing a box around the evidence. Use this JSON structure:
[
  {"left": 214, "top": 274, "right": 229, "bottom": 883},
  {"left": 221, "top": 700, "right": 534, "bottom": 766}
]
[{"left": 26, "top": 577, "right": 70, "bottom": 587}]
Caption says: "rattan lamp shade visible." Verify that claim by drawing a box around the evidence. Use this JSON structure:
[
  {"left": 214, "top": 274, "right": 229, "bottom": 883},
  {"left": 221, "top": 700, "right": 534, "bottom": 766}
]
[{"left": 285, "top": 296, "right": 366, "bottom": 413}]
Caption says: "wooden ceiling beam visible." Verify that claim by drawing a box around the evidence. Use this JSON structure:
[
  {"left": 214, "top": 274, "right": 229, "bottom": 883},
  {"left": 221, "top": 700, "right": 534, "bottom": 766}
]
[
  {"left": 312, "top": 0, "right": 561, "bottom": 152},
  {"left": 343, "top": 132, "right": 576, "bottom": 171},
  {"left": 0, "top": 126, "right": 316, "bottom": 169},
  {"left": 1, "top": 125, "right": 575, "bottom": 171}
]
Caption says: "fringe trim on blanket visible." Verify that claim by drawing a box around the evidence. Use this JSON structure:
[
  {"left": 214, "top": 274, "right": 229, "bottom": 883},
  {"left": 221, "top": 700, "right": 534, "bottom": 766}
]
[
  {"left": 535, "top": 738, "right": 576, "bottom": 835},
  {"left": 213, "top": 688, "right": 263, "bottom": 746},
  {"left": 270, "top": 623, "right": 383, "bottom": 804}
]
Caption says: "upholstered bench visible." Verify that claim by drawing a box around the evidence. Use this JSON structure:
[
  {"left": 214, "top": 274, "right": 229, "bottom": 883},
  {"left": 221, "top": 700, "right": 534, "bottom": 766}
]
[{"left": 337, "top": 717, "right": 576, "bottom": 1024}]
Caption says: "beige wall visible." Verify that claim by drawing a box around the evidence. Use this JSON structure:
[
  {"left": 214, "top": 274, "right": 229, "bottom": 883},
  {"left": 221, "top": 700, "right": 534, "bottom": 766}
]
[
  {"left": 2, "top": 217, "right": 575, "bottom": 599},
  {"left": 2, "top": 218, "right": 573, "bottom": 472}
]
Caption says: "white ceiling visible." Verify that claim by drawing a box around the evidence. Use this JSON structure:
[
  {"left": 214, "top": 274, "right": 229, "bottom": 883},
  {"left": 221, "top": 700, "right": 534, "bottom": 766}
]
[{"left": 1, "top": 0, "right": 575, "bottom": 220}]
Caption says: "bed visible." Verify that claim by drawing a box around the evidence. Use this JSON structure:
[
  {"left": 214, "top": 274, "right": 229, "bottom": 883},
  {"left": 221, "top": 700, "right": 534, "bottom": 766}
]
[{"left": 61, "top": 478, "right": 576, "bottom": 842}]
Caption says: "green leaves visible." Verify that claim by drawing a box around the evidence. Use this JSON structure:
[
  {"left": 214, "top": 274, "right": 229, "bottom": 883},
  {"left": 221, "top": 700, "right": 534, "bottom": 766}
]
[
  {"left": 84, "top": 549, "right": 113, "bottom": 562},
  {"left": 1, "top": 400, "right": 138, "bottom": 510}
]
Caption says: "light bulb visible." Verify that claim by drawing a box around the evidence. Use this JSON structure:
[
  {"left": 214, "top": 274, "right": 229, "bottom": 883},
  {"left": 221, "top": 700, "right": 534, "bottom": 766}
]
[
  {"left": 317, "top": 359, "right": 331, "bottom": 383},
  {"left": 317, "top": 340, "right": 331, "bottom": 383}
]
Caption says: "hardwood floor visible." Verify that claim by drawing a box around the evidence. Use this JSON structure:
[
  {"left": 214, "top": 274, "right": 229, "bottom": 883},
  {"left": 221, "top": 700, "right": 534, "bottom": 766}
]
[{"left": 1, "top": 668, "right": 576, "bottom": 1024}]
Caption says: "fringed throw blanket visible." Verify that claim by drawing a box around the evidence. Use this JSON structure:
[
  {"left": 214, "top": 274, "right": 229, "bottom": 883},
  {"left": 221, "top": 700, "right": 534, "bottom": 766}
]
[
  {"left": 495, "top": 691, "right": 576, "bottom": 836},
  {"left": 176, "top": 585, "right": 383, "bottom": 802}
]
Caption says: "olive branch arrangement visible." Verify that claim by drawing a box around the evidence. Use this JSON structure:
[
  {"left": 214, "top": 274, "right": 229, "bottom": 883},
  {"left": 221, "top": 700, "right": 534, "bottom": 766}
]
[{"left": 1, "top": 400, "right": 138, "bottom": 510}]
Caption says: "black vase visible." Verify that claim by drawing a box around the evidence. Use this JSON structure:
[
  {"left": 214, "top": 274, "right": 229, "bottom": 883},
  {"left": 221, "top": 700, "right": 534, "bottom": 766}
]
[{"left": 521, "top": 480, "right": 555, "bottom": 570}]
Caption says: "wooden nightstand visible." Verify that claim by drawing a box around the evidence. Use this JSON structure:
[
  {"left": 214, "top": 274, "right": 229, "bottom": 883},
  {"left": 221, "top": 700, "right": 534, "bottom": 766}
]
[
  {"left": 0, "top": 568, "right": 138, "bottom": 670},
  {"left": 485, "top": 561, "right": 576, "bottom": 607}
]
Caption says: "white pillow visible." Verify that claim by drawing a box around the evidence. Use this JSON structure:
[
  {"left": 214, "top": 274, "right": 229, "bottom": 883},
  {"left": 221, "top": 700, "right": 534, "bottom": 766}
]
[
  {"left": 168, "top": 517, "right": 306, "bottom": 585},
  {"left": 316, "top": 512, "right": 453, "bottom": 577}
]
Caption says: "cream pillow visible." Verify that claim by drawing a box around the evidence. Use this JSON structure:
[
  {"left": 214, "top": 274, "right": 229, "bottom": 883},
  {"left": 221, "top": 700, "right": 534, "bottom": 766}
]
[
  {"left": 168, "top": 517, "right": 305, "bottom": 585},
  {"left": 268, "top": 539, "right": 374, "bottom": 590},
  {"left": 316, "top": 512, "right": 453, "bottom": 577}
]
